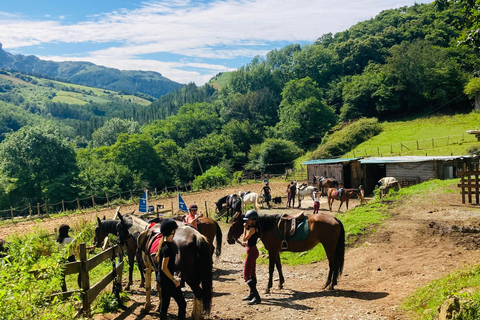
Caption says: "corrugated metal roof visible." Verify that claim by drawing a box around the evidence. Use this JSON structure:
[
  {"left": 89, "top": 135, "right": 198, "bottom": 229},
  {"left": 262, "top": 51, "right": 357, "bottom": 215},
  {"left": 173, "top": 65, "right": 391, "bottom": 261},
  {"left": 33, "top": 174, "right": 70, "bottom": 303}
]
[
  {"left": 302, "top": 158, "right": 362, "bottom": 165},
  {"left": 360, "top": 155, "right": 474, "bottom": 164}
]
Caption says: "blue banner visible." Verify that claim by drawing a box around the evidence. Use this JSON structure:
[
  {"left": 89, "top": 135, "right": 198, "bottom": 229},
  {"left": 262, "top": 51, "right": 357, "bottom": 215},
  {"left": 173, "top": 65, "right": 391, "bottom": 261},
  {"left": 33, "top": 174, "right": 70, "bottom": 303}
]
[
  {"left": 178, "top": 193, "right": 188, "bottom": 213},
  {"left": 139, "top": 191, "right": 148, "bottom": 213}
]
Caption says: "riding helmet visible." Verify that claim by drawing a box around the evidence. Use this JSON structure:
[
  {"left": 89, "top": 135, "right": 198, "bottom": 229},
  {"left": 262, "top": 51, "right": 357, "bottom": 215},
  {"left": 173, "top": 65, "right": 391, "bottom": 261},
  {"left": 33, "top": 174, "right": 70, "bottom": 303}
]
[
  {"left": 160, "top": 219, "right": 178, "bottom": 236},
  {"left": 58, "top": 224, "right": 71, "bottom": 237},
  {"left": 189, "top": 204, "right": 198, "bottom": 211},
  {"left": 243, "top": 209, "right": 259, "bottom": 221}
]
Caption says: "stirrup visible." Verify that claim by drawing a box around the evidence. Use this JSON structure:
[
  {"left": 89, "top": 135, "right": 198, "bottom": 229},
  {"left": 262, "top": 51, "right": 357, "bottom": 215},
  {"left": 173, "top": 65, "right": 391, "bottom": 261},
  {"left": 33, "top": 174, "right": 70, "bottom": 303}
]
[{"left": 281, "top": 240, "right": 288, "bottom": 250}]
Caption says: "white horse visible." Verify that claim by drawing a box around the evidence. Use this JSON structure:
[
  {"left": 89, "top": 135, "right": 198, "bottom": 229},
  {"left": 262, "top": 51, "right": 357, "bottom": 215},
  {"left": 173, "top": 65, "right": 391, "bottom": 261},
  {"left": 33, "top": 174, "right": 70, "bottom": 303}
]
[
  {"left": 240, "top": 192, "right": 260, "bottom": 212},
  {"left": 296, "top": 183, "right": 318, "bottom": 208}
]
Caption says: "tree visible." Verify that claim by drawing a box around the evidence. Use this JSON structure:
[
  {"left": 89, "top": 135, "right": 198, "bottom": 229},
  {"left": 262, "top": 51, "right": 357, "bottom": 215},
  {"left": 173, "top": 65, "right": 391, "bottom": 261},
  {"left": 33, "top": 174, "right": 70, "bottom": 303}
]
[
  {"left": 0, "top": 126, "right": 79, "bottom": 206},
  {"left": 276, "top": 77, "right": 337, "bottom": 147},
  {"left": 246, "top": 138, "right": 302, "bottom": 174},
  {"left": 435, "top": 0, "right": 480, "bottom": 50},
  {"left": 91, "top": 118, "right": 141, "bottom": 147}
]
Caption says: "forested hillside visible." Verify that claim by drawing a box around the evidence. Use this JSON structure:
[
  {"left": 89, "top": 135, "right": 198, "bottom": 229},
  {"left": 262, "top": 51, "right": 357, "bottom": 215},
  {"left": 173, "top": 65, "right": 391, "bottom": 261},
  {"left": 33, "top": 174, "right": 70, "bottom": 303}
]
[
  {"left": 0, "top": 43, "right": 184, "bottom": 98},
  {"left": 0, "top": 2, "right": 479, "bottom": 212}
]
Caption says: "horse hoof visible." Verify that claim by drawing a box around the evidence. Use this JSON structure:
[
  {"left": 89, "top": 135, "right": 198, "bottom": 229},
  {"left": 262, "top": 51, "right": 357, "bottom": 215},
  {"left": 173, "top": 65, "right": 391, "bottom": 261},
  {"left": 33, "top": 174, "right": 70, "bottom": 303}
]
[
  {"left": 141, "top": 306, "right": 151, "bottom": 314},
  {"left": 264, "top": 288, "right": 270, "bottom": 294}
]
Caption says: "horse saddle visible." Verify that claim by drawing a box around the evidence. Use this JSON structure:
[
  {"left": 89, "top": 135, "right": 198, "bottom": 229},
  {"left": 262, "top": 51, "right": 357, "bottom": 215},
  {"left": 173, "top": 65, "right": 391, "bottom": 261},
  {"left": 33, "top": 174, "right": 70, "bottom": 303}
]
[
  {"left": 139, "top": 224, "right": 163, "bottom": 265},
  {"left": 332, "top": 188, "right": 344, "bottom": 198},
  {"left": 277, "top": 212, "right": 306, "bottom": 250}
]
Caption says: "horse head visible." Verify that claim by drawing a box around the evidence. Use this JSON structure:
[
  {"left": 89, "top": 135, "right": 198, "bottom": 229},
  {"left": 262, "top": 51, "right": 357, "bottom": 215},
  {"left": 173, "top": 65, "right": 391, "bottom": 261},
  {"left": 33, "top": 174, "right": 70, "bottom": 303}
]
[
  {"left": 93, "top": 216, "right": 111, "bottom": 248},
  {"left": 226, "top": 212, "right": 245, "bottom": 244}
]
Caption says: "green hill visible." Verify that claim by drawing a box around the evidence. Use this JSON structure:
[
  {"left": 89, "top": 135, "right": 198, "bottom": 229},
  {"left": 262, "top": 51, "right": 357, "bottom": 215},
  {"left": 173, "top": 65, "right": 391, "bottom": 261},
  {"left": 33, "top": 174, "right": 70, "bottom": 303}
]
[
  {"left": 0, "top": 43, "right": 183, "bottom": 98},
  {"left": 345, "top": 113, "right": 480, "bottom": 158}
]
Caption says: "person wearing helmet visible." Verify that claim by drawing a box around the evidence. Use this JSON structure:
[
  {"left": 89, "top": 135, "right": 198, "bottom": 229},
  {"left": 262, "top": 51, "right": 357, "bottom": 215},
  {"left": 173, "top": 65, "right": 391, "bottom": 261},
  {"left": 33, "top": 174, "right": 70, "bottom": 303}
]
[
  {"left": 260, "top": 182, "right": 272, "bottom": 208},
  {"left": 241, "top": 209, "right": 261, "bottom": 305},
  {"left": 157, "top": 219, "right": 186, "bottom": 320},
  {"left": 185, "top": 204, "right": 203, "bottom": 229}
]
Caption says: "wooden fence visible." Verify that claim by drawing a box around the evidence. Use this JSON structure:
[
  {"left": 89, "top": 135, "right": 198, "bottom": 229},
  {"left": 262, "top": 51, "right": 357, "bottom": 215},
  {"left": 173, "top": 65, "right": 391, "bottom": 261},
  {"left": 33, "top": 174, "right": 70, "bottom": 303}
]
[
  {"left": 458, "top": 165, "right": 480, "bottom": 204},
  {"left": 30, "top": 243, "right": 124, "bottom": 317}
]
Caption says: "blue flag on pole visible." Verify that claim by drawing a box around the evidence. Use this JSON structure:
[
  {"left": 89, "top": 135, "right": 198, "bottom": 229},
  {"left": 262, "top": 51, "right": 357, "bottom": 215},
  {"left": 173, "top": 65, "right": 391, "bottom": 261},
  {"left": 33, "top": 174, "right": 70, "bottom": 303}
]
[
  {"left": 139, "top": 191, "right": 148, "bottom": 213},
  {"left": 178, "top": 193, "right": 188, "bottom": 213}
]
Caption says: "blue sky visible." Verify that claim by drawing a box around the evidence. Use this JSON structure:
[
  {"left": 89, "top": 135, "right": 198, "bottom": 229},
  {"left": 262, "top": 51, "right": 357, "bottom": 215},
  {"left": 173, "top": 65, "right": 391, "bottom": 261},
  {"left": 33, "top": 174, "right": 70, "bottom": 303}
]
[{"left": 0, "top": 0, "right": 431, "bottom": 85}]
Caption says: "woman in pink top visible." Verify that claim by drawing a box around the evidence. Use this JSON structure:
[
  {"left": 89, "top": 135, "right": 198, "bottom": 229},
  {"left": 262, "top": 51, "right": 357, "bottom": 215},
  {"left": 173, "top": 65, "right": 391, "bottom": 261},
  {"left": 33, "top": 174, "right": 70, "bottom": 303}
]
[{"left": 185, "top": 204, "right": 203, "bottom": 229}]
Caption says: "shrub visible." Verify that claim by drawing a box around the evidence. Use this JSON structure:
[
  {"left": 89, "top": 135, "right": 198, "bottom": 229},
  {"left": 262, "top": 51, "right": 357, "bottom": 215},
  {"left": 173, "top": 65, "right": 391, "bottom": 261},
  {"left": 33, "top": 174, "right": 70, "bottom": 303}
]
[
  {"left": 310, "top": 118, "right": 382, "bottom": 159},
  {"left": 192, "top": 166, "right": 230, "bottom": 190}
]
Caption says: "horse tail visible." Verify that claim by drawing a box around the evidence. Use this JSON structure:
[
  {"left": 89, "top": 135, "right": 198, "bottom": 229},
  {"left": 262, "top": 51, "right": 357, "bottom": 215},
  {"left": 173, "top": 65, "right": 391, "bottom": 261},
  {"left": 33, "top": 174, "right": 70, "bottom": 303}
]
[
  {"left": 198, "top": 237, "right": 213, "bottom": 314},
  {"left": 334, "top": 217, "right": 345, "bottom": 278},
  {"left": 213, "top": 220, "right": 222, "bottom": 257}
]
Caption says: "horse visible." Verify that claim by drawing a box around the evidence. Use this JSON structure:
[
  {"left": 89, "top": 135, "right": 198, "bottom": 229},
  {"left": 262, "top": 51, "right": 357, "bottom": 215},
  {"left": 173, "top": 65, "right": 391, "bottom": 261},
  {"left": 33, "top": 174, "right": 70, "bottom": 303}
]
[
  {"left": 296, "top": 183, "right": 318, "bottom": 208},
  {"left": 197, "top": 216, "right": 222, "bottom": 257},
  {"left": 93, "top": 214, "right": 145, "bottom": 290},
  {"left": 314, "top": 176, "right": 339, "bottom": 195},
  {"left": 378, "top": 177, "right": 401, "bottom": 197},
  {"left": 227, "top": 212, "right": 345, "bottom": 293},
  {"left": 240, "top": 191, "right": 260, "bottom": 212},
  {"left": 215, "top": 194, "right": 242, "bottom": 222},
  {"left": 327, "top": 187, "right": 365, "bottom": 212},
  {"left": 117, "top": 213, "right": 213, "bottom": 319}
]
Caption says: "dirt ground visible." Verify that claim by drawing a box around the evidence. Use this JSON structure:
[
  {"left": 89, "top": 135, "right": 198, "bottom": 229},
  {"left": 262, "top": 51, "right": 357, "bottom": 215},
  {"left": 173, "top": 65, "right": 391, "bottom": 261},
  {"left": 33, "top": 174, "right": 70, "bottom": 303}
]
[{"left": 3, "top": 181, "right": 480, "bottom": 320}]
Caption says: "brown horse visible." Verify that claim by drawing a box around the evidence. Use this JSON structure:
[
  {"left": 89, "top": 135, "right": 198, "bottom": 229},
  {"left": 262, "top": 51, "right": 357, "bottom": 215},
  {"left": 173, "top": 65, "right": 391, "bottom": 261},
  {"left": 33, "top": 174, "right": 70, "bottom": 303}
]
[
  {"left": 227, "top": 212, "right": 345, "bottom": 293},
  {"left": 327, "top": 187, "right": 364, "bottom": 212},
  {"left": 314, "top": 176, "right": 339, "bottom": 195},
  {"left": 197, "top": 216, "right": 222, "bottom": 257}
]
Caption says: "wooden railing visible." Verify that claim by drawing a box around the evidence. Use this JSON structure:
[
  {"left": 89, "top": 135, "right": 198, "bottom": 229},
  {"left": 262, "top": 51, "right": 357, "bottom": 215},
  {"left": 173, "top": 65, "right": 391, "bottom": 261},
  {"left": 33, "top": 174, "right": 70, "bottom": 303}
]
[
  {"left": 30, "top": 243, "right": 124, "bottom": 317},
  {"left": 458, "top": 165, "right": 480, "bottom": 204}
]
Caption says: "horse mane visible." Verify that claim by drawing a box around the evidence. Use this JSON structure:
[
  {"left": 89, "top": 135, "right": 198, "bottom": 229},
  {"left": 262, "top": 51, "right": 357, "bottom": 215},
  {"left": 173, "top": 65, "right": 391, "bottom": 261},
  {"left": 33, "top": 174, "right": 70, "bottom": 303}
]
[{"left": 257, "top": 214, "right": 278, "bottom": 232}]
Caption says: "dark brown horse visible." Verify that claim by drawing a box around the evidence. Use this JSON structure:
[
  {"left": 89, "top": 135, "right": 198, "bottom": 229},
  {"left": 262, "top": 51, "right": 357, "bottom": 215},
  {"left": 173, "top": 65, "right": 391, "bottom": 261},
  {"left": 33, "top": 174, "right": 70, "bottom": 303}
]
[
  {"left": 327, "top": 187, "right": 364, "bottom": 212},
  {"left": 314, "top": 176, "right": 339, "bottom": 195},
  {"left": 117, "top": 213, "right": 213, "bottom": 318},
  {"left": 227, "top": 212, "right": 345, "bottom": 293},
  {"left": 197, "top": 216, "right": 222, "bottom": 257},
  {"left": 215, "top": 194, "right": 242, "bottom": 223},
  {"left": 93, "top": 214, "right": 145, "bottom": 290}
]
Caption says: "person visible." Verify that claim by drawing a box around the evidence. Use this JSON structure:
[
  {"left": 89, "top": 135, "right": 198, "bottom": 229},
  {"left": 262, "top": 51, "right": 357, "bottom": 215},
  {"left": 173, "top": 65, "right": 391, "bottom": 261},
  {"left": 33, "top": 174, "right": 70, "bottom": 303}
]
[
  {"left": 313, "top": 190, "right": 321, "bottom": 214},
  {"left": 263, "top": 175, "right": 269, "bottom": 184},
  {"left": 185, "top": 204, "right": 203, "bottom": 229},
  {"left": 261, "top": 182, "right": 272, "bottom": 208},
  {"left": 286, "top": 182, "right": 291, "bottom": 208},
  {"left": 157, "top": 219, "right": 186, "bottom": 320},
  {"left": 241, "top": 210, "right": 261, "bottom": 305},
  {"left": 57, "top": 224, "right": 81, "bottom": 291},
  {"left": 288, "top": 181, "right": 297, "bottom": 208}
]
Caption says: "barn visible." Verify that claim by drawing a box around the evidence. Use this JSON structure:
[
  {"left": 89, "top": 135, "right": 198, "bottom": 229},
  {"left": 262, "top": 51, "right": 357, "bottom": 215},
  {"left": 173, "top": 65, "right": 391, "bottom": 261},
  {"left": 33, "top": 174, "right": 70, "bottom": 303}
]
[
  {"left": 302, "top": 158, "right": 362, "bottom": 189},
  {"left": 360, "top": 155, "right": 477, "bottom": 195}
]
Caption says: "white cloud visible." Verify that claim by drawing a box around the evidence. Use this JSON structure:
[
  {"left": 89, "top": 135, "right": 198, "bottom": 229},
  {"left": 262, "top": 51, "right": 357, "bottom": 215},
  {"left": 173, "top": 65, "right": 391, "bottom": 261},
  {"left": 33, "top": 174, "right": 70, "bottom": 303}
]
[{"left": 0, "top": 0, "right": 430, "bottom": 84}]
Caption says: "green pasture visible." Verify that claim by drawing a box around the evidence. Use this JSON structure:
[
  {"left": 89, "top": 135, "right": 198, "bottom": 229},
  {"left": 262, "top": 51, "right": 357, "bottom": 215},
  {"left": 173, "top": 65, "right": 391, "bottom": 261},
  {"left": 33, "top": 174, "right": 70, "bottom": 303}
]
[{"left": 345, "top": 113, "right": 480, "bottom": 158}]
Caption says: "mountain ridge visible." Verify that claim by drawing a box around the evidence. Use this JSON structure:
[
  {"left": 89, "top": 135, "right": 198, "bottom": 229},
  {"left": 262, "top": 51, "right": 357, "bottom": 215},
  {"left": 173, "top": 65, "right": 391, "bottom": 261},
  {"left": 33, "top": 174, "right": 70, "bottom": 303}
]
[{"left": 0, "top": 43, "right": 184, "bottom": 98}]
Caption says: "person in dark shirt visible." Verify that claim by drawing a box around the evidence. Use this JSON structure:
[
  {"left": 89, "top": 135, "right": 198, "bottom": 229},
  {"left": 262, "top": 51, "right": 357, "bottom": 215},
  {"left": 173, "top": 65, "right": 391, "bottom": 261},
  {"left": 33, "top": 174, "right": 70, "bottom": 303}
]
[
  {"left": 157, "top": 219, "right": 186, "bottom": 320},
  {"left": 260, "top": 182, "right": 272, "bottom": 208},
  {"left": 288, "top": 181, "right": 297, "bottom": 208},
  {"left": 241, "top": 210, "right": 261, "bottom": 305}
]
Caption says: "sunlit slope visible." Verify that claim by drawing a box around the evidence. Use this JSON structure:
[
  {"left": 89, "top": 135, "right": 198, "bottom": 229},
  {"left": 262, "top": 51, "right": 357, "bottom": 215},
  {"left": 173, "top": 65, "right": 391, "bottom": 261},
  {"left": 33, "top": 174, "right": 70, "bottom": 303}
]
[{"left": 345, "top": 113, "right": 480, "bottom": 158}]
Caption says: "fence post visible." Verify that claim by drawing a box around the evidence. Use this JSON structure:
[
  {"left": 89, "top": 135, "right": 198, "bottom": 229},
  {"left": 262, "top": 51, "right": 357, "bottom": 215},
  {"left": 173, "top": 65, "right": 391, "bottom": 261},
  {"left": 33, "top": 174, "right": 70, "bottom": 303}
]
[
  {"left": 28, "top": 203, "right": 32, "bottom": 218},
  {"left": 91, "top": 195, "right": 95, "bottom": 208},
  {"left": 432, "top": 138, "right": 434, "bottom": 148},
  {"left": 10, "top": 206, "right": 13, "bottom": 221},
  {"left": 129, "top": 190, "right": 133, "bottom": 200},
  {"left": 62, "top": 199, "right": 65, "bottom": 213},
  {"left": 77, "top": 198, "right": 81, "bottom": 211},
  {"left": 205, "top": 201, "right": 208, "bottom": 218},
  {"left": 377, "top": 147, "right": 380, "bottom": 156},
  {"left": 416, "top": 141, "right": 419, "bottom": 150},
  {"left": 37, "top": 203, "right": 40, "bottom": 216},
  {"left": 79, "top": 243, "right": 91, "bottom": 317}
]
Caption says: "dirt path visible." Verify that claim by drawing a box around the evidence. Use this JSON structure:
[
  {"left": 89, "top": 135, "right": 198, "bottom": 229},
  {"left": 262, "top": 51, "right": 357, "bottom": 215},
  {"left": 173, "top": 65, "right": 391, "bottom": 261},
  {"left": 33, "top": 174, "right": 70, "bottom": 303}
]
[{"left": 3, "top": 182, "right": 480, "bottom": 320}]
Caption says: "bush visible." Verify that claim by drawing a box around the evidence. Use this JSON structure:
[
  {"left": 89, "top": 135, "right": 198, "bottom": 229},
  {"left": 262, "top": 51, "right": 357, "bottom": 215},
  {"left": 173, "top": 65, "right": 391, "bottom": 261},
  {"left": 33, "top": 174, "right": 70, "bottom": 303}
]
[
  {"left": 192, "top": 166, "right": 230, "bottom": 190},
  {"left": 310, "top": 118, "right": 382, "bottom": 159}
]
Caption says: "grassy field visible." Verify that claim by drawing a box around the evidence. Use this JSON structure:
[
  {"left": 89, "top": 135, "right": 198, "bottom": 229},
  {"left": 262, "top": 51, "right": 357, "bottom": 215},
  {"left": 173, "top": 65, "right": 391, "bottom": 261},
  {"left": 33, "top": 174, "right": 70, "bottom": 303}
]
[
  {"left": 0, "top": 72, "right": 152, "bottom": 107},
  {"left": 344, "top": 113, "right": 480, "bottom": 158}
]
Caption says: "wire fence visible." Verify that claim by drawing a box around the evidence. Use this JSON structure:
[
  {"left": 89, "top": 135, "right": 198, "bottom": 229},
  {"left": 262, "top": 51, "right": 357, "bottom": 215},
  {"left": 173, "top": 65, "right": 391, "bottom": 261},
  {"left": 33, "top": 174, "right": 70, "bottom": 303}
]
[
  {"left": 344, "top": 133, "right": 477, "bottom": 158},
  {"left": 0, "top": 168, "right": 307, "bottom": 221}
]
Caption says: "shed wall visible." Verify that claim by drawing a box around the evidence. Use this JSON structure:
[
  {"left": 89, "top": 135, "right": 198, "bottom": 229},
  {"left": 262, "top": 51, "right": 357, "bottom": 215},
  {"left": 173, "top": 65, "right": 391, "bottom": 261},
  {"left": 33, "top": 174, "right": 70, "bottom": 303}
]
[{"left": 386, "top": 162, "right": 435, "bottom": 181}]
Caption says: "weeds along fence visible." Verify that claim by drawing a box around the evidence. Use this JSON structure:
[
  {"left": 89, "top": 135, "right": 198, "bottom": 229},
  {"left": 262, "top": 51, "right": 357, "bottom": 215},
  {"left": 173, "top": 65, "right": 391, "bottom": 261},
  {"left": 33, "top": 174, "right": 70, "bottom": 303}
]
[
  {"left": 344, "top": 133, "right": 477, "bottom": 158},
  {"left": 0, "top": 170, "right": 306, "bottom": 221},
  {"left": 29, "top": 243, "right": 124, "bottom": 318}
]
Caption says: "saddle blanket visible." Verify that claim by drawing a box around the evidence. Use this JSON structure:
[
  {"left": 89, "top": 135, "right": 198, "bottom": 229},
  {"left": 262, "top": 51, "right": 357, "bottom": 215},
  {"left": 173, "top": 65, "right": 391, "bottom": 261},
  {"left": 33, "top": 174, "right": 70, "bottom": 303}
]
[
  {"left": 274, "top": 216, "right": 310, "bottom": 241},
  {"left": 149, "top": 234, "right": 163, "bottom": 255}
]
